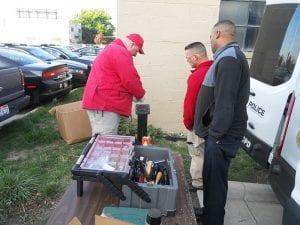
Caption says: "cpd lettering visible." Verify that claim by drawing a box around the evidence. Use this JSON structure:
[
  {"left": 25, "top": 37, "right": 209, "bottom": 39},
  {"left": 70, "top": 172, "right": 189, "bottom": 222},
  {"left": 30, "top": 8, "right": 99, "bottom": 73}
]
[
  {"left": 242, "top": 136, "right": 252, "bottom": 148},
  {"left": 248, "top": 101, "right": 265, "bottom": 117}
]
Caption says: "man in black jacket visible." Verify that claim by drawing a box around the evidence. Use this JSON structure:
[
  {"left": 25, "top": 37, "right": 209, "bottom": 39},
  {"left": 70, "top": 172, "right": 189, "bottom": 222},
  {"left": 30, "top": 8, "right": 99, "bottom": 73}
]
[{"left": 194, "top": 20, "right": 250, "bottom": 225}]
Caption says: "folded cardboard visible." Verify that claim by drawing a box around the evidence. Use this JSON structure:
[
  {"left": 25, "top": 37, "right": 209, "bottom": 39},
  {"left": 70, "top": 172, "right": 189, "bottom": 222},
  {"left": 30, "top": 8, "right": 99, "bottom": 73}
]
[
  {"left": 68, "top": 217, "right": 82, "bottom": 225},
  {"left": 68, "top": 215, "right": 133, "bottom": 225},
  {"left": 49, "top": 101, "right": 92, "bottom": 144}
]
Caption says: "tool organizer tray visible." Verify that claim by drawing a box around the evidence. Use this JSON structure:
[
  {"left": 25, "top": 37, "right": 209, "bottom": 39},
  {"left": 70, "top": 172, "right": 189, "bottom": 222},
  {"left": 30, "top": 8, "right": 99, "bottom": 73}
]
[{"left": 71, "top": 134, "right": 151, "bottom": 203}]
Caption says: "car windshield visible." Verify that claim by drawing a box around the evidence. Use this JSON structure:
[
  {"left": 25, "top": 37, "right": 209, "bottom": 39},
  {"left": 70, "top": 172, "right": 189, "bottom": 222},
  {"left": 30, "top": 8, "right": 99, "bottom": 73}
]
[
  {"left": 54, "top": 46, "right": 79, "bottom": 58},
  {"left": 75, "top": 46, "right": 102, "bottom": 55},
  {"left": 27, "top": 47, "right": 57, "bottom": 61},
  {"left": 0, "top": 49, "right": 42, "bottom": 65}
]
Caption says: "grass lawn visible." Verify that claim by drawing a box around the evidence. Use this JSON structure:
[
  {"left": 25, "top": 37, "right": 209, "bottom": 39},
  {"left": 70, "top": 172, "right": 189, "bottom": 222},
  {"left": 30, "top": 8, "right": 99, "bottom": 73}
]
[{"left": 0, "top": 87, "right": 268, "bottom": 225}]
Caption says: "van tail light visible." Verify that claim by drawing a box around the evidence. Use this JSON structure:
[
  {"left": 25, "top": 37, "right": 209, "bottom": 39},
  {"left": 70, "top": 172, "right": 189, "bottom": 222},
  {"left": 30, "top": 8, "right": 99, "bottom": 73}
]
[
  {"left": 278, "top": 92, "right": 295, "bottom": 156},
  {"left": 43, "top": 67, "right": 68, "bottom": 80}
]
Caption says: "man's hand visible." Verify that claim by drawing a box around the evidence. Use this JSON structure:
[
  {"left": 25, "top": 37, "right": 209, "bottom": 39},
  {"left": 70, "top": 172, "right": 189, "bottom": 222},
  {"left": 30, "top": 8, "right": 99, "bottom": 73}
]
[{"left": 133, "top": 96, "right": 145, "bottom": 103}]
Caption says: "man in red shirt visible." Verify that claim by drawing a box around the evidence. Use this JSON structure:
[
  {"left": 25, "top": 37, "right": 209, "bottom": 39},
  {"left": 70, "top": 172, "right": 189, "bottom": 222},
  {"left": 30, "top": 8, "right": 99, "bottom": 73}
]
[
  {"left": 82, "top": 33, "right": 146, "bottom": 135},
  {"left": 183, "top": 42, "right": 213, "bottom": 190}
]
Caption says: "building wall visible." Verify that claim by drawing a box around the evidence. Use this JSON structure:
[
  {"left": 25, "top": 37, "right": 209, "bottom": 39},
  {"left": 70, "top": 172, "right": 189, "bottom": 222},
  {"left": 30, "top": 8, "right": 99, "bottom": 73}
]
[
  {"left": 70, "top": 24, "right": 82, "bottom": 44},
  {"left": 117, "top": 0, "right": 220, "bottom": 132},
  {"left": 0, "top": 3, "right": 70, "bottom": 45}
]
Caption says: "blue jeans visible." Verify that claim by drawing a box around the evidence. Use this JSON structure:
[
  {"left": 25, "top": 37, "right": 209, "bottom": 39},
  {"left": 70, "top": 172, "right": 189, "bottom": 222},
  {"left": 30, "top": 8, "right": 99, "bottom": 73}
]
[{"left": 202, "top": 134, "right": 242, "bottom": 225}]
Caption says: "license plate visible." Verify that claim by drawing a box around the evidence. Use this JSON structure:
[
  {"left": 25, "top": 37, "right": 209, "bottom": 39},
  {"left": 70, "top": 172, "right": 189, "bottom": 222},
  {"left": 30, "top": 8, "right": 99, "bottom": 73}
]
[
  {"left": 242, "top": 136, "right": 252, "bottom": 151},
  {"left": 59, "top": 82, "right": 68, "bottom": 89},
  {"left": 0, "top": 105, "right": 10, "bottom": 117}
]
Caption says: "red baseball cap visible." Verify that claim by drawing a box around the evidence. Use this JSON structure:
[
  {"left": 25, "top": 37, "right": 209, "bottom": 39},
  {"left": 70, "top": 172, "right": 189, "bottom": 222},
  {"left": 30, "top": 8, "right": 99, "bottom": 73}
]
[{"left": 127, "top": 33, "right": 145, "bottom": 54}]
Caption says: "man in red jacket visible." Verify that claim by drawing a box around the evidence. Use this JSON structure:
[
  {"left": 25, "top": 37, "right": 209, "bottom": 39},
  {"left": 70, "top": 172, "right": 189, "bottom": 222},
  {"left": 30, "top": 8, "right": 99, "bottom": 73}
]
[
  {"left": 183, "top": 42, "right": 213, "bottom": 191},
  {"left": 82, "top": 33, "right": 146, "bottom": 135}
]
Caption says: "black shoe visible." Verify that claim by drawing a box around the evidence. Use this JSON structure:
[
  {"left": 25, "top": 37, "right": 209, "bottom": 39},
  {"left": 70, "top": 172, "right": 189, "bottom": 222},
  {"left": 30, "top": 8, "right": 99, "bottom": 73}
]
[
  {"left": 189, "top": 184, "right": 203, "bottom": 192},
  {"left": 194, "top": 207, "right": 204, "bottom": 224}
]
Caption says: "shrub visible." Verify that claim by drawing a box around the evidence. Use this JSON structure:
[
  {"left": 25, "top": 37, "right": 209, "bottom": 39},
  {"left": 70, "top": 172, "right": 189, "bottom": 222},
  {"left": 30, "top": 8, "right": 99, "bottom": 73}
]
[{"left": 0, "top": 168, "right": 39, "bottom": 214}]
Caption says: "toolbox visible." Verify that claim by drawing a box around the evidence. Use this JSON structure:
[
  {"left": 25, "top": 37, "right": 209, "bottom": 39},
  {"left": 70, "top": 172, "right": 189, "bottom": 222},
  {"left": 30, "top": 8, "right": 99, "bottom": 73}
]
[
  {"left": 120, "top": 145, "right": 178, "bottom": 216},
  {"left": 71, "top": 134, "right": 178, "bottom": 216}
]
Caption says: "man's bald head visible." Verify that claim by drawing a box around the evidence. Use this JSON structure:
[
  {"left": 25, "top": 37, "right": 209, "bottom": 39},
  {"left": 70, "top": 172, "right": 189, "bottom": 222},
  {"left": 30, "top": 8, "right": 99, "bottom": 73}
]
[
  {"left": 210, "top": 20, "right": 236, "bottom": 53},
  {"left": 213, "top": 20, "right": 236, "bottom": 38}
]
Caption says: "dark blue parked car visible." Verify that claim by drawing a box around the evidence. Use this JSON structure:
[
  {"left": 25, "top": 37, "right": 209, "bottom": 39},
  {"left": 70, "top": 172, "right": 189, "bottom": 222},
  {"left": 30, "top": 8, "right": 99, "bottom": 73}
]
[
  {"left": 0, "top": 48, "right": 72, "bottom": 105},
  {"left": 5, "top": 45, "right": 89, "bottom": 88},
  {"left": 41, "top": 45, "right": 94, "bottom": 71}
]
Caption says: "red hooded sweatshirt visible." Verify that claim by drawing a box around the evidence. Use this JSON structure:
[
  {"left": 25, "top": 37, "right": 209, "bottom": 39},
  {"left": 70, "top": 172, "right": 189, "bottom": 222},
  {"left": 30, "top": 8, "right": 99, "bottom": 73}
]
[{"left": 183, "top": 60, "right": 213, "bottom": 130}]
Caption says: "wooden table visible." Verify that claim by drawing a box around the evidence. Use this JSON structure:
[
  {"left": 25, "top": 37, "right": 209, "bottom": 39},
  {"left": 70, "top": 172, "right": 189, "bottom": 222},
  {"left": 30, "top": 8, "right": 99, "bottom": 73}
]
[{"left": 46, "top": 153, "right": 197, "bottom": 225}]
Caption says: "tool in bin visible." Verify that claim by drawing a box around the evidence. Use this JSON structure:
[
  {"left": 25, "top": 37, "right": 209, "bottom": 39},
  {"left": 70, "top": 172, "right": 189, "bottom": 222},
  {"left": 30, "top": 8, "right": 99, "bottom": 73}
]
[
  {"left": 129, "top": 157, "right": 170, "bottom": 185},
  {"left": 155, "top": 171, "right": 163, "bottom": 184},
  {"left": 162, "top": 165, "right": 170, "bottom": 185},
  {"left": 145, "top": 160, "right": 153, "bottom": 178}
]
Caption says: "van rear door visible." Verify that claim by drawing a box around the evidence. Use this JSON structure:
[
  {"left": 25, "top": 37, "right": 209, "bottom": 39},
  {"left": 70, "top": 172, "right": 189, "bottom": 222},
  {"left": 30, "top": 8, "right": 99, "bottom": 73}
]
[
  {"left": 241, "top": 4, "right": 300, "bottom": 167},
  {"left": 281, "top": 106, "right": 300, "bottom": 225}
]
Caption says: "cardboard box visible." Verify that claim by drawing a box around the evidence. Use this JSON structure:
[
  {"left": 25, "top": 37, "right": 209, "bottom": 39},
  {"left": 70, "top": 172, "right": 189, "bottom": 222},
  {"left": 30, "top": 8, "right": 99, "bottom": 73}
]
[
  {"left": 68, "top": 215, "right": 133, "bottom": 225},
  {"left": 49, "top": 101, "right": 92, "bottom": 144}
]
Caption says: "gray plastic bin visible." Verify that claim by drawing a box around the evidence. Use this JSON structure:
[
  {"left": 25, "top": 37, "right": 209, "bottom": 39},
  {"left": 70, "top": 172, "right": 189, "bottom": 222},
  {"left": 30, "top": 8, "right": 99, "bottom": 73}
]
[{"left": 120, "top": 145, "right": 178, "bottom": 216}]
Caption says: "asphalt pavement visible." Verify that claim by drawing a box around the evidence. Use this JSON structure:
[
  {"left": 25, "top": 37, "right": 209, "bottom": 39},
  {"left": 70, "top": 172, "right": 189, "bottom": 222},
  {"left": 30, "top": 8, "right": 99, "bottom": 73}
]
[{"left": 197, "top": 181, "right": 283, "bottom": 225}]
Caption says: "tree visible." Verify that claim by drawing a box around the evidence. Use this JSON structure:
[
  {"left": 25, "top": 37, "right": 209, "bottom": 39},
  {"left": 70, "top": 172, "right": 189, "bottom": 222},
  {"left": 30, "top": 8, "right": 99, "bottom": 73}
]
[{"left": 71, "top": 9, "right": 115, "bottom": 44}]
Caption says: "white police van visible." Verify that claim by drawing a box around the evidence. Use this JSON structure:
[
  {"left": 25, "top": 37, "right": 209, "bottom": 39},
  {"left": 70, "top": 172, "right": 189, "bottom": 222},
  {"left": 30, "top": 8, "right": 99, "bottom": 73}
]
[{"left": 240, "top": 0, "right": 300, "bottom": 224}]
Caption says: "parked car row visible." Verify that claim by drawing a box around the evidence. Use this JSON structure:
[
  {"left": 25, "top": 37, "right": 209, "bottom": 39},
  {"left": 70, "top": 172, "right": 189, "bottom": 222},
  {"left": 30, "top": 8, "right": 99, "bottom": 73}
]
[
  {"left": 41, "top": 45, "right": 95, "bottom": 67},
  {"left": 6, "top": 45, "right": 90, "bottom": 88},
  {"left": 0, "top": 43, "right": 96, "bottom": 123},
  {"left": 0, "top": 48, "right": 72, "bottom": 105},
  {"left": 72, "top": 46, "right": 102, "bottom": 57}
]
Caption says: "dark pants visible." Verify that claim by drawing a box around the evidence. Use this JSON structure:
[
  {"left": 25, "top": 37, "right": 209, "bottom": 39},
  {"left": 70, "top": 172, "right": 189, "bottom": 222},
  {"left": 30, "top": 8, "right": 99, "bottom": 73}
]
[{"left": 202, "top": 135, "right": 242, "bottom": 225}]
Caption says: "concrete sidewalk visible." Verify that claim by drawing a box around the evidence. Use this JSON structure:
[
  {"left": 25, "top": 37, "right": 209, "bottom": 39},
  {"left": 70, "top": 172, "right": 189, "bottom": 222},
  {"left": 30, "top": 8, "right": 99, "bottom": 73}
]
[{"left": 197, "top": 181, "right": 283, "bottom": 225}]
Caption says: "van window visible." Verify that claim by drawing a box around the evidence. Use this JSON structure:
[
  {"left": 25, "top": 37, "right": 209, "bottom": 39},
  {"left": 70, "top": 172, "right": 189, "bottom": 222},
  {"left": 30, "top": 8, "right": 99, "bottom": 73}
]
[{"left": 250, "top": 4, "right": 300, "bottom": 86}]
